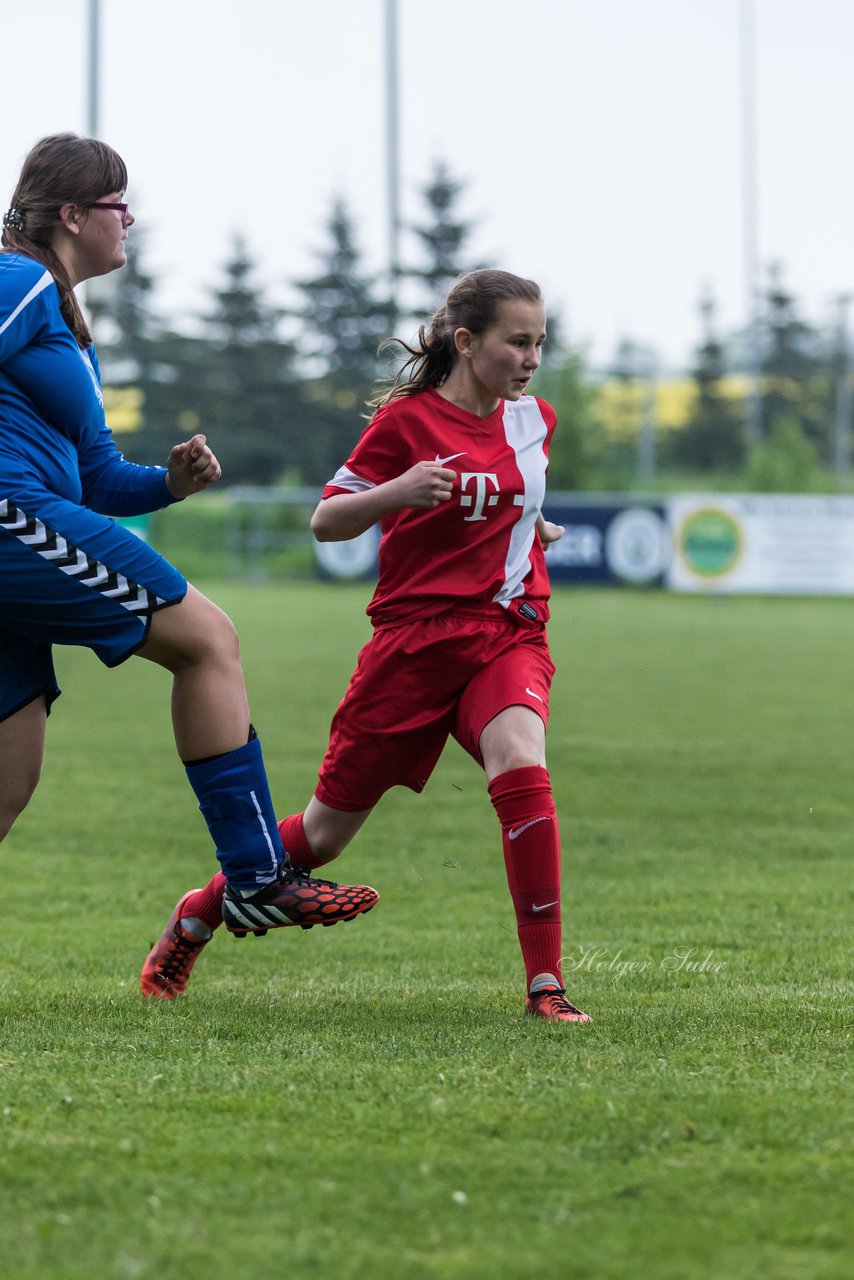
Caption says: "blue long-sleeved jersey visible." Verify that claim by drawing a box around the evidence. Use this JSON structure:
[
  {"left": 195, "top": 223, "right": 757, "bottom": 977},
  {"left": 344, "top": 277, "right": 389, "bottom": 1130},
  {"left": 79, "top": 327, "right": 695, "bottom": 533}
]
[{"left": 0, "top": 252, "right": 177, "bottom": 515}]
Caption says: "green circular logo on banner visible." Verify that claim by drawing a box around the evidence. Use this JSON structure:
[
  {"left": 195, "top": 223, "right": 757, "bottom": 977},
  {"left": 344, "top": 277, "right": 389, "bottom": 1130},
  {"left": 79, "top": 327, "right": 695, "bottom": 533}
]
[{"left": 680, "top": 508, "right": 741, "bottom": 577}]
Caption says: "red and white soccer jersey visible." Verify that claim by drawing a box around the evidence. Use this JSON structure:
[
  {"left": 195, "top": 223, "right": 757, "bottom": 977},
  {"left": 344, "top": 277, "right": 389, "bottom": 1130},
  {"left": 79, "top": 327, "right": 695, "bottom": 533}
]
[{"left": 322, "top": 387, "right": 556, "bottom": 626}]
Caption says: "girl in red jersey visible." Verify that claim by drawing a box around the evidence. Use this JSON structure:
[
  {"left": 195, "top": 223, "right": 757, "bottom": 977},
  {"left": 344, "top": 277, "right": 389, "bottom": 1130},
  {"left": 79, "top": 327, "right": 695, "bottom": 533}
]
[{"left": 142, "top": 269, "right": 591, "bottom": 1023}]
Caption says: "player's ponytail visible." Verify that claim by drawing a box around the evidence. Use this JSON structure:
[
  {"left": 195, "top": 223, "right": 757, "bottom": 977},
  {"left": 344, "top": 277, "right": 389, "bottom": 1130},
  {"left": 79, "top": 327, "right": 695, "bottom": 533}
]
[
  {"left": 369, "top": 269, "right": 542, "bottom": 411},
  {"left": 1, "top": 133, "right": 128, "bottom": 349},
  {"left": 368, "top": 306, "right": 455, "bottom": 410}
]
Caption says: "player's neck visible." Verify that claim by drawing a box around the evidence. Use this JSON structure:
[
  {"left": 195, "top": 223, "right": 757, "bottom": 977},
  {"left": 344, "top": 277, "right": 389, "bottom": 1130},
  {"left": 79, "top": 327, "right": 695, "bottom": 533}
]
[{"left": 435, "top": 368, "right": 500, "bottom": 419}]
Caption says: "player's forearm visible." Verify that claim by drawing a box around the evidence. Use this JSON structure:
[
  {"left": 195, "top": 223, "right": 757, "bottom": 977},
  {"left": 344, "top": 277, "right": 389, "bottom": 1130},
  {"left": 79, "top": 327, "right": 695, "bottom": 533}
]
[{"left": 311, "top": 483, "right": 403, "bottom": 542}]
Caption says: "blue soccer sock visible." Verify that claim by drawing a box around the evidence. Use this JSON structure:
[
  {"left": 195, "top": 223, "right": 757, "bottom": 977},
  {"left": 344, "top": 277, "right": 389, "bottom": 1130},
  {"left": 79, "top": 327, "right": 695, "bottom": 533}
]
[{"left": 184, "top": 734, "right": 284, "bottom": 893}]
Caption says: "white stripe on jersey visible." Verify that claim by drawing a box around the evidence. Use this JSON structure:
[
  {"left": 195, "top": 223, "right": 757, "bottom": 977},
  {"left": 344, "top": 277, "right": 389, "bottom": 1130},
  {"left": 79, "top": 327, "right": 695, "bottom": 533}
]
[
  {"left": 79, "top": 348, "right": 104, "bottom": 407},
  {"left": 327, "top": 464, "right": 377, "bottom": 494},
  {"left": 492, "top": 397, "right": 549, "bottom": 607},
  {"left": 0, "top": 269, "right": 53, "bottom": 338}
]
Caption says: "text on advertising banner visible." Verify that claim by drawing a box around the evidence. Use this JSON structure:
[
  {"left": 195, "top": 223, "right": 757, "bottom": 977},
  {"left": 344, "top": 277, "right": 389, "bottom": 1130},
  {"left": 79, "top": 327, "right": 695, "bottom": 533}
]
[
  {"left": 543, "top": 504, "right": 670, "bottom": 586},
  {"left": 667, "top": 494, "right": 854, "bottom": 595}
]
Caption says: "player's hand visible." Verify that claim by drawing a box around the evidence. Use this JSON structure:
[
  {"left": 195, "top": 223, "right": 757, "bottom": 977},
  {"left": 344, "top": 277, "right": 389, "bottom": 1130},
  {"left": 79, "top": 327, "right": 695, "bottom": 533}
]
[
  {"left": 392, "top": 460, "right": 456, "bottom": 509},
  {"left": 538, "top": 518, "right": 565, "bottom": 545},
  {"left": 165, "top": 433, "right": 222, "bottom": 499}
]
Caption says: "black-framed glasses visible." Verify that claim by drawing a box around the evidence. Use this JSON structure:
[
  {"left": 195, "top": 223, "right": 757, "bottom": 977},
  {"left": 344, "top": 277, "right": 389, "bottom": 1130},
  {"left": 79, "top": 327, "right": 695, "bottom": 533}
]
[{"left": 89, "top": 201, "right": 130, "bottom": 220}]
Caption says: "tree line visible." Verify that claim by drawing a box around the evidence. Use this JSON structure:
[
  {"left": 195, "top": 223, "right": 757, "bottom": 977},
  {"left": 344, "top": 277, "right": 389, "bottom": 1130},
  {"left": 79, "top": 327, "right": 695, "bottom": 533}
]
[{"left": 93, "top": 163, "right": 853, "bottom": 492}]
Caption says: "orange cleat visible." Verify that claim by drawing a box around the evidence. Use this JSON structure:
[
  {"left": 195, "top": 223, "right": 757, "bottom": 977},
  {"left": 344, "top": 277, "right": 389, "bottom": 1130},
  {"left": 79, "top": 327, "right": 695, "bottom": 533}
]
[
  {"left": 525, "top": 974, "right": 592, "bottom": 1023},
  {"left": 141, "top": 891, "right": 213, "bottom": 998}
]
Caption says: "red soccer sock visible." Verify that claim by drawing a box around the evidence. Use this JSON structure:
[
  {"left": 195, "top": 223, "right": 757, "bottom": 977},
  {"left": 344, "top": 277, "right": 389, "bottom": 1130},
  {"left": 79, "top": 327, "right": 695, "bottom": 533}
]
[
  {"left": 488, "top": 765, "right": 563, "bottom": 990},
  {"left": 180, "top": 872, "right": 227, "bottom": 932},
  {"left": 277, "top": 812, "right": 333, "bottom": 871}
]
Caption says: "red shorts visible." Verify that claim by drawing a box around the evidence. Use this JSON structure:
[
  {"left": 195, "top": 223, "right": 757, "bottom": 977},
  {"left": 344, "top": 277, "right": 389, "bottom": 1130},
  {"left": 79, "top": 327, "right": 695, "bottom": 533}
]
[{"left": 315, "top": 607, "right": 555, "bottom": 811}]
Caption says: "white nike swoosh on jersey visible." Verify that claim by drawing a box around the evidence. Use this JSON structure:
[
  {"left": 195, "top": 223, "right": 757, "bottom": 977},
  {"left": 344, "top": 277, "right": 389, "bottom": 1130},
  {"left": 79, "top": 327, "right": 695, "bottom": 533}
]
[
  {"left": 525, "top": 688, "right": 544, "bottom": 704},
  {"left": 507, "top": 815, "right": 551, "bottom": 841},
  {"left": 532, "top": 900, "right": 559, "bottom": 913},
  {"left": 434, "top": 451, "right": 467, "bottom": 464}
]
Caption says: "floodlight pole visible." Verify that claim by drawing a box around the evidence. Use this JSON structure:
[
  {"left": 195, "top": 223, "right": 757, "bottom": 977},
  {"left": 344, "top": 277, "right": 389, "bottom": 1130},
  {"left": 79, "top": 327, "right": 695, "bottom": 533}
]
[
  {"left": 384, "top": 0, "right": 401, "bottom": 318},
  {"left": 834, "top": 296, "right": 853, "bottom": 477},
  {"left": 87, "top": 0, "right": 100, "bottom": 136},
  {"left": 82, "top": 0, "right": 103, "bottom": 319},
  {"left": 739, "top": 0, "right": 763, "bottom": 449},
  {"left": 636, "top": 349, "right": 658, "bottom": 483}
]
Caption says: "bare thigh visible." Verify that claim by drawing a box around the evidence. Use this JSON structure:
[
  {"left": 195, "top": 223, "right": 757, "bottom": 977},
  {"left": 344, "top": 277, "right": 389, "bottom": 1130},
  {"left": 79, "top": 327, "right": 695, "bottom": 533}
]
[
  {"left": 0, "top": 696, "right": 47, "bottom": 839},
  {"left": 479, "top": 704, "right": 547, "bottom": 782}
]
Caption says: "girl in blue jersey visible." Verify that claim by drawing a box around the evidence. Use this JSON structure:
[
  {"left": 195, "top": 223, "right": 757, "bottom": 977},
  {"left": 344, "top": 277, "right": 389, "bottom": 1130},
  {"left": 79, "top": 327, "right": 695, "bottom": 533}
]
[{"left": 0, "top": 133, "right": 377, "bottom": 953}]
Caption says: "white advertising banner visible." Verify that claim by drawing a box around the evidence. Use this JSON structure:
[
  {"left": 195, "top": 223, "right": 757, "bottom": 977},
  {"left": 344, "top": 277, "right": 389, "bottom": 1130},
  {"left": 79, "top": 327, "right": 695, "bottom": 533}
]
[{"left": 667, "top": 494, "right": 854, "bottom": 595}]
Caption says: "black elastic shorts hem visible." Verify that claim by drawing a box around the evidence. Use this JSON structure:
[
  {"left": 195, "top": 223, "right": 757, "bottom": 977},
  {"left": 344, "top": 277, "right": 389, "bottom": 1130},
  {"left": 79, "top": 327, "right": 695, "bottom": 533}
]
[{"left": 0, "top": 683, "right": 62, "bottom": 724}]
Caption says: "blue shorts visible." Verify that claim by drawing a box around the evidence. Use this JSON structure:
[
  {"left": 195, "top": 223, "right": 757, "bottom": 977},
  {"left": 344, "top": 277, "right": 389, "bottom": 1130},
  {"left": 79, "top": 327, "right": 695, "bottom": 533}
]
[{"left": 0, "top": 492, "right": 187, "bottom": 722}]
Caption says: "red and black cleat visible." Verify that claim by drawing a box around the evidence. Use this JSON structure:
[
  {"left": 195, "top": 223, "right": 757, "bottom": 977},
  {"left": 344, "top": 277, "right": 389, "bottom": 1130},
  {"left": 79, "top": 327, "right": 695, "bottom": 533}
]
[
  {"left": 140, "top": 891, "right": 213, "bottom": 998},
  {"left": 525, "top": 976, "right": 592, "bottom": 1023},
  {"left": 222, "top": 863, "right": 379, "bottom": 937}
]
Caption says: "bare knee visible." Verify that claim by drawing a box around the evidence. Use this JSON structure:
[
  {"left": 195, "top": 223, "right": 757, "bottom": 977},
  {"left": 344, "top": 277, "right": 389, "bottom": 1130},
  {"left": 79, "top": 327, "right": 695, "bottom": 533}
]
[
  {"left": 479, "top": 706, "right": 547, "bottom": 781},
  {"left": 143, "top": 589, "right": 241, "bottom": 674},
  {"left": 488, "top": 745, "right": 545, "bottom": 776},
  {"left": 0, "top": 760, "right": 42, "bottom": 842},
  {"left": 0, "top": 699, "right": 47, "bottom": 843},
  {"left": 187, "top": 605, "right": 240, "bottom": 670}
]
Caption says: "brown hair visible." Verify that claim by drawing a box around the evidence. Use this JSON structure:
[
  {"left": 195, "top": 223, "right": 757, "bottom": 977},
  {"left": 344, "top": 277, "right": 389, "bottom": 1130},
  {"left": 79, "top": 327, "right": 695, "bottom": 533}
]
[
  {"left": 370, "top": 268, "right": 542, "bottom": 410},
  {"left": 1, "top": 132, "right": 128, "bottom": 348}
]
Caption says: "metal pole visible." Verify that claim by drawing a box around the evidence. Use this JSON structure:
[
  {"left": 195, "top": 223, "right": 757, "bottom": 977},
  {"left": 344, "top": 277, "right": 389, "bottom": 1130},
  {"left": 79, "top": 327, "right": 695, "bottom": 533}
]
[
  {"left": 82, "top": 0, "right": 102, "bottom": 319},
  {"left": 739, "top": 0, "right": 763, "bottom": 449},
  {"left": 834, "top": 296, "right": 853, "bottom": 477},
  {"left": 87, "top": 0, "right": 100, "bottom": 136},
  {"left": 636, "top": 354, "right": 657, "bottom": 483},
  {"left": 384, "top": 0, "right": 401, "bottom": 312}
]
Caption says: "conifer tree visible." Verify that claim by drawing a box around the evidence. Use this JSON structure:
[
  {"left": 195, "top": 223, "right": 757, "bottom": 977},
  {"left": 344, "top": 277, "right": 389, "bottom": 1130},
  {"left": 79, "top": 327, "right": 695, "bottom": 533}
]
[
  {"left": 87, "top": 227, "right": 162, "bottom": 462},
  {"left": 294, "top": 199, "right": 394, "bottom": 394},
  {"left": 192, "top": 236, "right": 302, "bottom": 484},
  {"left": 759, "top": 262, "right": 827, "bottom": 455},
  {"left": 291, "top": 198, "right": 395, "bottom": 474},
  {"left": 671, "top": 290, "right": 745, "bottom": 471},
  {"left": 404, "top": 161, "right": 480, "bottom": 316}
]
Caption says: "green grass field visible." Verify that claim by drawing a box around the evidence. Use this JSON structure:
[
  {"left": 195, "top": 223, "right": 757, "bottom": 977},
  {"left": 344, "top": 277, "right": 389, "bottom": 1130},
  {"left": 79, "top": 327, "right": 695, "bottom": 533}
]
[{"left": 1, "top": 584, "right": 851, "bottom": 1280}]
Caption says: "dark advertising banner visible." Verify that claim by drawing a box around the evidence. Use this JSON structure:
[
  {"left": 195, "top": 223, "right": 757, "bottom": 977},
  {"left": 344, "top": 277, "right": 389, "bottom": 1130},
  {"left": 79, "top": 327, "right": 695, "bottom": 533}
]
[
  {"left": 543, "top": 502, "right": 670, "bottom": 587},
  {"left": 313, "top": 502, "right": 672, "bottom": 587}
]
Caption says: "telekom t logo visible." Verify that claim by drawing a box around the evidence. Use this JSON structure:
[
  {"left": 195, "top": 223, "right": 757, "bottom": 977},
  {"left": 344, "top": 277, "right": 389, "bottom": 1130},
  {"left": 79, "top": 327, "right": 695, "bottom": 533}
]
[
  {"left": 460, "top": 473, "right": 527, "bottom": 521},
  {"left": 460, "top": 472, "right": 499, "bottom": 521}
]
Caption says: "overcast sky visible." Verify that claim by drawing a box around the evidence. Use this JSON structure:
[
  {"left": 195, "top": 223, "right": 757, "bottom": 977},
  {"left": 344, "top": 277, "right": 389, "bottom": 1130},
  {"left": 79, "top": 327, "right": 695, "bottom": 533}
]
[{"left": 1, "top": 0, "right": 851, "bottom": 370}]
